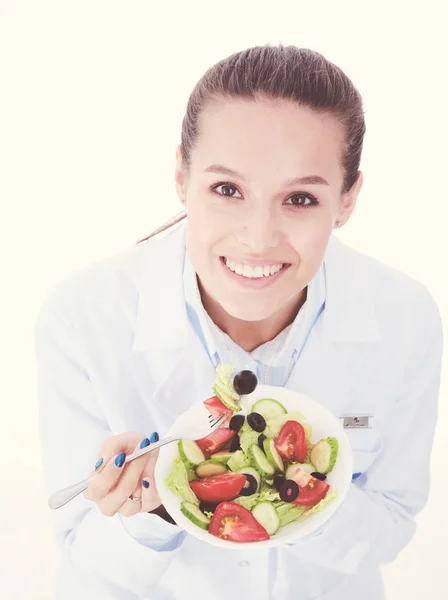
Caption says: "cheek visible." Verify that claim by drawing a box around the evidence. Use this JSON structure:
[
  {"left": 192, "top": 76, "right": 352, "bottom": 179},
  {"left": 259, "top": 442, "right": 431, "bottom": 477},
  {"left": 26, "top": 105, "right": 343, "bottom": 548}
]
[
  {"left": 185, "top": 216, "right": 221, "bottom": 273},
  {"left": 290, "top": 218, "right": 332, "bottom": 259}
]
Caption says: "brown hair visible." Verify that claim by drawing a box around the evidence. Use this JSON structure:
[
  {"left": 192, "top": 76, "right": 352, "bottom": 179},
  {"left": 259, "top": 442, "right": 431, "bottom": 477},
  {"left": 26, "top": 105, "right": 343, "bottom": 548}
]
[{"left": 137, "top": 43, "right": 365, "bottom": 244}]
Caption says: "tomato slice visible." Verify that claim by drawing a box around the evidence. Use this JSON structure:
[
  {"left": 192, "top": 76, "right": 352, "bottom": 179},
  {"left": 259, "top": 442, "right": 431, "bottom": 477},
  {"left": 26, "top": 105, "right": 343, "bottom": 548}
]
[
  {"left": 288, "top": 469, "right": 330, "bottom": 507},
  {"left": 203, "top": 395, "right": 232, "bottom": 427},
  {"left": 209, "top": 502, "right": 270, "bottom": 542},
  {"left": 195, "top": 428, "right": 236, "bottom": 458},
  {"left": 274, "top": 421, "right": 307, "bottom": 463},
  {"left": 204, "top": 395, "right": 228, "bottom": 418},
  {"left": 189, "top": 473, "right": 246, "bottom": 503}
]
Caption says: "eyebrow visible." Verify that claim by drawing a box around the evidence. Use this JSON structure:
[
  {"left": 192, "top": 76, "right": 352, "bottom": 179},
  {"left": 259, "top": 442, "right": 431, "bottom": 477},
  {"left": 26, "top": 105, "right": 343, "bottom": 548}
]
[{"left": 204, "top": 164, "right": 329, "bottom": 187}]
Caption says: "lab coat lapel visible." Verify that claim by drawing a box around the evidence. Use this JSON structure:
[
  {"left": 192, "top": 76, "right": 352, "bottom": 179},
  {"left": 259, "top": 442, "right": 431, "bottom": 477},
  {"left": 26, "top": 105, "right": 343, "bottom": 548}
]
[
  {"left": 287, "top": 234, "right": 382, "bottom": 417},
  {"left": 130, "top": 223, "right": 216, "bottom": 421}
]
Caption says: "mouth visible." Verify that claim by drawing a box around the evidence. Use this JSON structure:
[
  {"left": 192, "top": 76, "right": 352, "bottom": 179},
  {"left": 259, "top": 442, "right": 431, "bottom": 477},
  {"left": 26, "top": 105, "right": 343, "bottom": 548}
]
[{"left": 219, "top": 256, "right": 291, "bottom": 288}]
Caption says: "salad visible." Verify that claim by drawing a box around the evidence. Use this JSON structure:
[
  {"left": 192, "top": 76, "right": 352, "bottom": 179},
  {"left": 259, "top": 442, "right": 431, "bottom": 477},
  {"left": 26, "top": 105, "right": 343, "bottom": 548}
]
[{"left": 165, "top": 365, "right": 339, "bottom": 543}]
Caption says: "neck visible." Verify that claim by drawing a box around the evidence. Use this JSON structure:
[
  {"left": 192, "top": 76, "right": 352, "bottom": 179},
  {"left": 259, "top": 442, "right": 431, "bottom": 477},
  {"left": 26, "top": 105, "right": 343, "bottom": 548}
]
[{"left": 198, "top": 281, "right": 307, "bottom": 352}]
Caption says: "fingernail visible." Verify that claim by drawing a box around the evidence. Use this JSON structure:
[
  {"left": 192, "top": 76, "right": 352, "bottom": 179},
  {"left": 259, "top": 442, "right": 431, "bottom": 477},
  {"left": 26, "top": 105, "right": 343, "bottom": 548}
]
[
  {"left": 142, "top": 479, "right": 150, "bottom": 489},
  {"left": 115, "top": 452, "right": 126, "bottom": 468},
  {"left": 94, "top": 458, "right": 104, "bottom": 470},
  {"left": 150, "top": 431, "right": 159, "bottom": 443},
  {"left": 140, "top": 437, "right": 150, "bottom": 449}
]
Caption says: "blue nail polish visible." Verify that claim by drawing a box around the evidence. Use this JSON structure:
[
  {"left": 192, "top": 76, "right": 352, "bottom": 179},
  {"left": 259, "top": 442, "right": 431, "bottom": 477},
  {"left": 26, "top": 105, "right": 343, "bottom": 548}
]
[
  {"left": 142, "top": 479, "right": 150, "bottom": 489},
  {"left": 140, "top": 437, "right": 150, "bottom": 449},
  {"left": 115, "top": 452, "right": 126, "bottom": 468},
  {"left": 150, "top": 431, "right": 159, "bottom": 443},
  {"left": 94, "top": 458, "right": 104, "bottom": 470}
]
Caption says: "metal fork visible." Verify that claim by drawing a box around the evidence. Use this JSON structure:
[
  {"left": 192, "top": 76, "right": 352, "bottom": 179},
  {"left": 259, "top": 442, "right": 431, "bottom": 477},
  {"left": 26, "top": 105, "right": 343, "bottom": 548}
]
[{"left": 48, "top": 411, "right": 230, "bottom": 510}]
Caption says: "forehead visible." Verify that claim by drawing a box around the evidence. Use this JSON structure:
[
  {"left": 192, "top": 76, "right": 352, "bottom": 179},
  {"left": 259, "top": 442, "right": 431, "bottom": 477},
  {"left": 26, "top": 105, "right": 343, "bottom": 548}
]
[{"left": 191, "top": 98, "right": 346, "bottom": 188}]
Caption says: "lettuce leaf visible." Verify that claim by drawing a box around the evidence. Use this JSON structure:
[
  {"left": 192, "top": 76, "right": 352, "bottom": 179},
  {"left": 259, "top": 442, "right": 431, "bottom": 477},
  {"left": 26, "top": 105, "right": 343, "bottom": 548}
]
[
  {"left": 239, "top": 420, "right": 262, "bottom": 456},
  {"left": 234, "top": 493, "right": 260, "bottom": 510},
  {"left": 298, "top": 488, "right": 338, "bottom": 521},
  {"left": 276, "top": 502, "right": 307, "bottom": 527},
  {"left": 227, "top": 450, "right": 250, "bottom": 472},
  {"left": 275, "top": 488, "right": 338, "bottom": 527},
  {"left": 258, "top": 482, "right": 281, "bottom": 504},
  {"left": 165, "top": 456, "right": 199, "bottom": 504}
]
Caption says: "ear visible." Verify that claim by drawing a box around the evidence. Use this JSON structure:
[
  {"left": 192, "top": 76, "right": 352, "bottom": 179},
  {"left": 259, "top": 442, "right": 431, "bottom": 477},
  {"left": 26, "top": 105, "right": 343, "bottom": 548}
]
[
  {"left": 335, "top": 171, "right": 363, "bottom": 228},
  {"left": 174, "top": 145, "right": 186, "bottom": 205}
]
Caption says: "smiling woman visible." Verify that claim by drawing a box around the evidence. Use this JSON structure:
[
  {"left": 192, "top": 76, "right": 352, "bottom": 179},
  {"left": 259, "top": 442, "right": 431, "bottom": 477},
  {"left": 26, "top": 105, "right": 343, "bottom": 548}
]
[
  {"left": 138, "top": 46, "right": 364, "bottom": 350},
  {"left": 35, "top": 44, "right": 443, "bottom": 600}
]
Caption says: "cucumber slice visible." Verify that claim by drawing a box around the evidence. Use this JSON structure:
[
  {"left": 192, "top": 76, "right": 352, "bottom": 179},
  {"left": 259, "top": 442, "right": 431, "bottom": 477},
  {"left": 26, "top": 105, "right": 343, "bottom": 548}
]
[
  {"left": 213, "top": 384, "right": 242, "bottom": 412},
  {"left": 252, "top": 502, "right": 280, "bottom": 535},
  {"left": 236, "top": 466, "right": 261, "bottom": 492},
  {"left": 286, "top": 462, "right": 315, "bottom": 478},
  {"left": 195, "top": 460, "right": 228, "bottom": 478},
  {"left": 180, "top": 501, "right": 211, "bottom": 530},
  {"left": 210, "top": 451, "right": 233, "bottom": 465},
  {"left": 251, "top": 398, "right": 287, "bottom": 420},
  {"left": 248, "top": 444, "right": 276, "bottom": 478},
  {"left": 310, "top": 437, "right": 339, "bottom": 474},
  {"left": 178, "top": 440, "right": 205, "bottom": 467},
  {"left": 263, "top": 438, "right": 285, "bottom": 473}
]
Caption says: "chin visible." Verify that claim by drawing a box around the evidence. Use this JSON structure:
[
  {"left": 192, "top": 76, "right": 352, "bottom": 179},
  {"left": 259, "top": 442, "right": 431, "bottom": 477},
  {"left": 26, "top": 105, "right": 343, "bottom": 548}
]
[{"left": 220, "top": 299, "right": 275, "bottom": 323}]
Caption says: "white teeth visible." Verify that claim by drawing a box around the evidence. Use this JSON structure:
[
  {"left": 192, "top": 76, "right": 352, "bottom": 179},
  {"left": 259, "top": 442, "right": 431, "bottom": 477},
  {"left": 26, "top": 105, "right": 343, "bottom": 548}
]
[
  {"left": 242, "top": 264, "right": 253, "bottom": 278},
  {"left": 224, "top": 258, "right": 285, "bottom": 279}
]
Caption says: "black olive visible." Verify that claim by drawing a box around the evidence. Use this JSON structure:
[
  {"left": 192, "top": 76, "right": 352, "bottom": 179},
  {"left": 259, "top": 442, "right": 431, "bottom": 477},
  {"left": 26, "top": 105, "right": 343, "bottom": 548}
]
[
  {"left": 257, "top": 433, "right": 267, "bottom": 450},
  {"left": 229, "top": 414, "right": 245, "bottom": 431},
  {"left": 239, "top": 474, "right": 258, "bottom": 496},
  {"left": 273, "top": 474, "right": 286, "bottom": 492},
  {"left": 229, "top": 435, "right": 241, "bottom": 452},
  {"left": 247, "top": 412, "right": 266, "bottom": 433},
  {"left": 311, "top": 472, "right": 327, "bottom": 481},
  {"left": 279, "top": 479, "right": 299, "bottom": 502},
  {"left": 199, "top": 501, "right": 218, "bottom": 514},
  {"left": 233, "top": 370, "right": 258, "bottom": 395}
]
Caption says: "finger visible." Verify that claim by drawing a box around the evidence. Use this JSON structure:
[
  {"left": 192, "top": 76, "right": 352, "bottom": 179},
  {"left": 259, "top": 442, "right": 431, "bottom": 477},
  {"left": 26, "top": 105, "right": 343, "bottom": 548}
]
[
  {"left": 84, "top": 433, "right": 145, "bottom": 501},
  {"left": 117, "top": 491, "right": 142, "bottom": 518},
  {"left": 141, "top": 448, "right": 162, "bottom": 513},
  {"left": 87, "top": 432, "right": 143, "bottom": 477},
  {"left": 118, "top": 444, "right": 159, "bottom": 515},
  {"left": 84, "top": 450, "right": 129, "bottom": 503},
  {"left": 98, "top": 439, "right": 151, "bottom": 516}
]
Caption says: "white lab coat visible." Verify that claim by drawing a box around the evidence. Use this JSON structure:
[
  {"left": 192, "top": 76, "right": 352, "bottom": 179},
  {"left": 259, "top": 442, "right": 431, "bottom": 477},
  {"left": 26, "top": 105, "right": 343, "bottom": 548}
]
[{"left": 35, "top": 222, "right": 443, "bottom": 600}]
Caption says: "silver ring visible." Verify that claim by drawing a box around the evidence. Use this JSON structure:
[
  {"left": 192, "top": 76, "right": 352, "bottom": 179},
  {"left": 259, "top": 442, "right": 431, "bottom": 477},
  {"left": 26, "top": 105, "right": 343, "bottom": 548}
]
[{"left": 127, "top": 495, "right": 142, "bottom": 503}]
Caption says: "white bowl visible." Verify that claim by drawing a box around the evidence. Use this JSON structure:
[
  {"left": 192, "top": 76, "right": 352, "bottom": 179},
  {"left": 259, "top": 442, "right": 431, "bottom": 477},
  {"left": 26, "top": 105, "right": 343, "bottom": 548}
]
[{"left": 155, "top": 384, "right": 353, "bottom": 549}]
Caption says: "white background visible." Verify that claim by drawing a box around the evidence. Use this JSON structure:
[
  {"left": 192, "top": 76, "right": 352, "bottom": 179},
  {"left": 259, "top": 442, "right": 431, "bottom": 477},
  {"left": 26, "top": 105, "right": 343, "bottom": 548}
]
[{"left": 1, "top": 1, "right": 447, "bottom": 598}]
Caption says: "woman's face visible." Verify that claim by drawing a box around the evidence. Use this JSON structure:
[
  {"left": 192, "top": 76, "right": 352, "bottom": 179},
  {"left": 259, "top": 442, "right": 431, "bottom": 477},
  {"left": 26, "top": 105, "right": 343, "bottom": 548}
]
[{"left": 176, "top": 98, "right": 361, "bottom": 322}]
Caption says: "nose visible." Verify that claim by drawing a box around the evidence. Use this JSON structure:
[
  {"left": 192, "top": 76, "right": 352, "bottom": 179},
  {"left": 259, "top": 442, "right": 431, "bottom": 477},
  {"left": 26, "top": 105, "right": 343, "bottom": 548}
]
[{"left": 235, "top": 206, "right": 281, "bottom": 253}]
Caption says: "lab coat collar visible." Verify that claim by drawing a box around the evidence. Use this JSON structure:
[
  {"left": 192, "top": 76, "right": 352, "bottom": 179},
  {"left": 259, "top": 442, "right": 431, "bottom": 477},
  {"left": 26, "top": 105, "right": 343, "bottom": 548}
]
[{"left": 130, "top": 222, "right": 382, "bottom": 354}]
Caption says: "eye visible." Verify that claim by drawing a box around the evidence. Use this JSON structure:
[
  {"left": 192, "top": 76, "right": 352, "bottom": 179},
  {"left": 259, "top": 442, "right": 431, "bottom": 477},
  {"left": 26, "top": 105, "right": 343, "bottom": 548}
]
[
  {"left": 284, "top": 193, "right": 319, "bottom": 208},
  {"left": 211, "top": 183, "right": 243, "bottom": 199}
]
